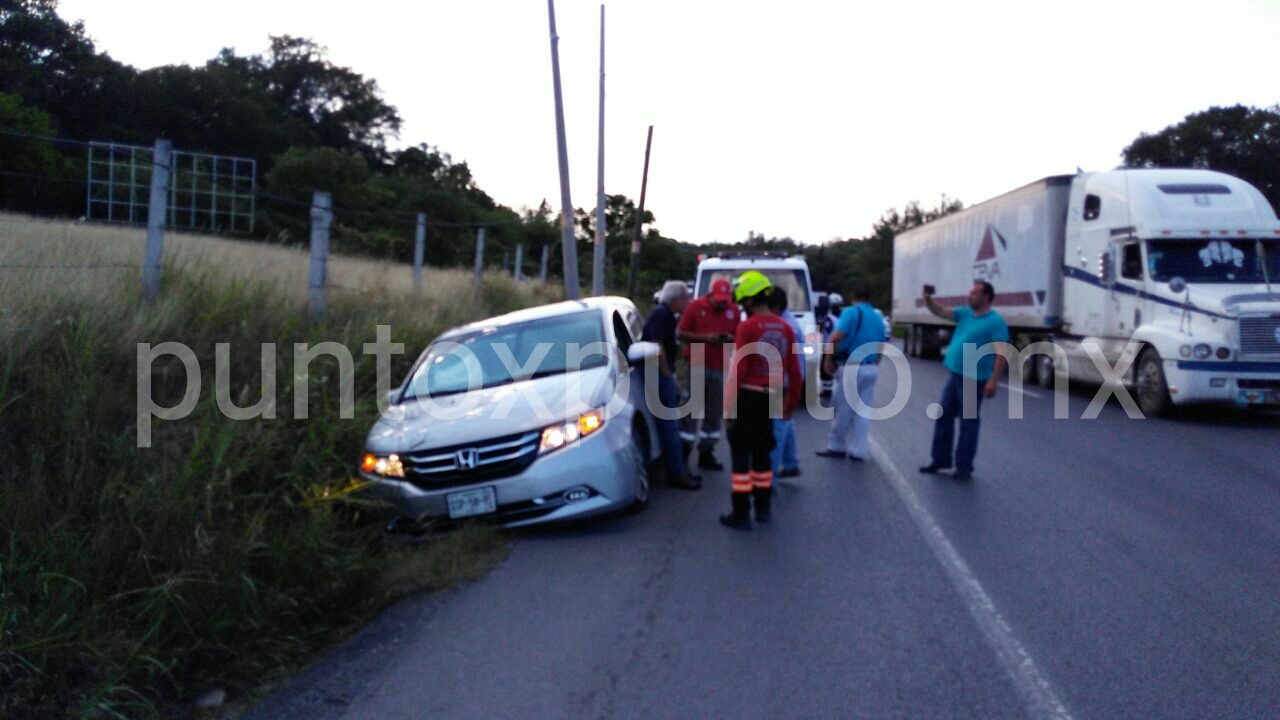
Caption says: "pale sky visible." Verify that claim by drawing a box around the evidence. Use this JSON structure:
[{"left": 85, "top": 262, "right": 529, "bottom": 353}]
[{"left": 58, "top": 0, "right": 1280, "bottom": 245}]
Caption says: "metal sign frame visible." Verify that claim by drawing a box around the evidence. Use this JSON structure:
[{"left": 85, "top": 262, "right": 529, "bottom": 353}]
[{"left": 86, "top": 142, "right": 256, "bottom": 233}]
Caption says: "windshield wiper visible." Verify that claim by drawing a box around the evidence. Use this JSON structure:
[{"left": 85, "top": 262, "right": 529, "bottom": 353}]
[{"left": 404, "top": 376, "right": 517, "bottom": 401}]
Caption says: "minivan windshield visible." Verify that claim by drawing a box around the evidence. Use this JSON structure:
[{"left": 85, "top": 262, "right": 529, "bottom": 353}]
[
  {"left": 698, "top": 269, "right": 812, "bottom": 311},
  {"left": 1147, "top": 239, "right": 1275, "bottom": 284},
  {"left": 402, "top": 311, "right": 608, "bottom": 400}
]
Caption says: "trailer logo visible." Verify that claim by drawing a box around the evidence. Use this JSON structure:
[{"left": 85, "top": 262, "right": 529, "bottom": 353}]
[{"left": 974, "top": 225, "right": 1007, "bottom": 281}]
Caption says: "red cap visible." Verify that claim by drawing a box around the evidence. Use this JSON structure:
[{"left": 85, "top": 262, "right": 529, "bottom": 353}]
[{"left": 709, "top": 278, "right": 732, "bottom": 303}]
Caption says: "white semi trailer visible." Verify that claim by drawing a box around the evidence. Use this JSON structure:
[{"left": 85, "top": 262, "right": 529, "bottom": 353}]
[{"left": 892, "top": 169, "right": 1280, "bottom": 415}]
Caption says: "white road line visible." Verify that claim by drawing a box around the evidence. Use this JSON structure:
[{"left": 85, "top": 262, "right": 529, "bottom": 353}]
[
  {"left": 1001, "top": 382, "right": 1045, "bottom": 399},
  {"left": 869, "top": 438, "right": 1074, "bottom": 720}
]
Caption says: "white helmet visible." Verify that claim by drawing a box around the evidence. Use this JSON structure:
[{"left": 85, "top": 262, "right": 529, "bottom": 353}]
[{"left": 828, "top": 292, "right": 844, "bottom": 306}]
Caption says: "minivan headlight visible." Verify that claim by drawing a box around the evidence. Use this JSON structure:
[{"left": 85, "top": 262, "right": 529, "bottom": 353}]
[
  {"left": 361, "top": 453, "right": 404, "bottom": 478},
  {"left": 539, "top": 408, "right": 606, "bottom": 455}
]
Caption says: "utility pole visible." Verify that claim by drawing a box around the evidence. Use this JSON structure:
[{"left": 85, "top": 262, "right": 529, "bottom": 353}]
[
  {"left": 592, "top": 4, "right": 607, "bottom": 296},
  {"left": 547, "top": 0, "right": 581, "bottom": 299},
  {"left": 626, "top": 125, "right": 654, "bottom": 300}
]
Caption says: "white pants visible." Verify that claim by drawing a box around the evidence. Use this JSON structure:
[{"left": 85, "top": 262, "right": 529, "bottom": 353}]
[{"left": 827, "top": 362, "right": 879, "bottom": 459}]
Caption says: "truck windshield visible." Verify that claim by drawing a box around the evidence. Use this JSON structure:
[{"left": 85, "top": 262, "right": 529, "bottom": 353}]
[
  {"left": 1146, "top": 239, "right": 1271, "bottom": 284},
  {"left": 1263, "top": 241, "right": 1280, "bottom": 283},
  {"left": 402, "top": 311, "right": 608, "bottom": 400},
  {"left": 698, "top": 269, "right": 812, "bottom": 311}
]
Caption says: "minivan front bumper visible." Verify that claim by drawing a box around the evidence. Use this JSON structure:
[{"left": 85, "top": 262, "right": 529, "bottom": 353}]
[{"left": 360, "top": 420, "right": 641, "bottom": 527}]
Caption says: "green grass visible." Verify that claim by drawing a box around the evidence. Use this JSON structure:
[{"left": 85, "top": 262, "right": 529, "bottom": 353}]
[{"left": 0, "top": 220, "right": 560, "bottom": 718}]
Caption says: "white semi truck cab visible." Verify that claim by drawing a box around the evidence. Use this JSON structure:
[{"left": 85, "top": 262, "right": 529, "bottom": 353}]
[
  {"left": 1064, "top": 169, "right": 1280, "bottom": 413},
  {"left": 893, "top": 168, "right": 1280, "bottom": 415}
]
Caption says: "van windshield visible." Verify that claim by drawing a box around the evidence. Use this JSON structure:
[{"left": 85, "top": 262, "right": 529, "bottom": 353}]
[
  {"left": 698, "top": 269, "right": 812, "bottom": 311},
  {"left": 402, "top": 311, "right": 608, "bottom": 400},
  {"left": 1146, "top": 239, "right": 1272, "bottom": 284}
]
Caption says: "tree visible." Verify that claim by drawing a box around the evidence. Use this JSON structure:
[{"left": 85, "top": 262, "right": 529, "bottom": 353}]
[
  {"left": 0, "top": 90, "right": 75, "bottom": 213},
  {"left": 1123, "top": 104, "right": 1280, "bottom": 213},
  {"left": 209, "top": 36, "right": 402, "bottom": 162},
  {"left": 0, "top": 0, "right": 134, "bottom": 139}
]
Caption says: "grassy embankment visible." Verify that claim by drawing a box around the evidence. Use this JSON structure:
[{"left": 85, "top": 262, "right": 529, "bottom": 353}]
[{"left": 0, "top": 214, "right": 560, "bottom": 718}]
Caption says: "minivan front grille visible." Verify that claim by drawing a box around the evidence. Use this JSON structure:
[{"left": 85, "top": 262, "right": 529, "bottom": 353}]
[
  {"left": 1238, "top": 316, "right": 1280, "bottom": 357},
  {"left": 402, "top": 430, "right": 541, "bottom": 490}
]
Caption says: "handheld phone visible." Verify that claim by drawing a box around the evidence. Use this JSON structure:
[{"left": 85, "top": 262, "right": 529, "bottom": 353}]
[{"left": 923, "top": 284, "right": 936, "bottom": 297}]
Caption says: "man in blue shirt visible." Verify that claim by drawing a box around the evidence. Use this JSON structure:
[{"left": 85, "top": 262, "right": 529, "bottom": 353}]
[
  {"left": 919, "top": 281, "right": 1009, "bottom": 481},
  {"left": 817, "top": 286, "right": 888, "bottom": 462},
  {"left": 644, "top": 280, "right": 700, "bottom": 490}
]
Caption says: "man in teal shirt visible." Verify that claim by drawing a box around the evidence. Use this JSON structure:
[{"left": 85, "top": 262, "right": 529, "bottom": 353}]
[{"left": 919, "top": 281, "right": 1009, "bottom": 481}]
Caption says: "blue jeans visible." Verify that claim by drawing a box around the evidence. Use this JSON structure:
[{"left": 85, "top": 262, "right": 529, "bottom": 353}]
[
  {"left": 770, "top": 418, "right": 798, "bottom": 474},
  {"left": 930, "top": 372, "right": 984, "bottom": 474},
  {"left": 656, "top": 373, "right": 685, "bottom": 479}
]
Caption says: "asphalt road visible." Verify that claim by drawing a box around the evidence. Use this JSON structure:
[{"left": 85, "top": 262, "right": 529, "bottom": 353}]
[{"left": 247, "top": 350, "right": 1280, "bottom": 720}]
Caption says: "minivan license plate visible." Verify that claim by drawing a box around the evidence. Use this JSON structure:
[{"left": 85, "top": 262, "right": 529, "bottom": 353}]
[{"left": 447, "top": 487, "right": 496, "bottom": 519}]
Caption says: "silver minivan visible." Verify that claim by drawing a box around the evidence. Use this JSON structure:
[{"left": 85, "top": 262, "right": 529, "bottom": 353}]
[{"left": 359, "top": 297, "right": 664, "bottom": 527}]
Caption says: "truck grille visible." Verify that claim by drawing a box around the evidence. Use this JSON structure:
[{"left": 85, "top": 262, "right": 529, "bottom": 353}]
[
  {"left": 1238, "top": 316, "right": 1280, "bottom": 357},
  {"left": 402, "top": 430, "right": 541, "bottom": 490}
]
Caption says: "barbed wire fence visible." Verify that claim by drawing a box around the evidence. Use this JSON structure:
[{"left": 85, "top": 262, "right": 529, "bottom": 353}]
[{"left": 0, "top": 131, "right": 556, "bottom": 317}]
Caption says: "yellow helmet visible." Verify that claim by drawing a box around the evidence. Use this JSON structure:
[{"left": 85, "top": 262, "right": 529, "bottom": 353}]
[{"left": 733, "top": 270, "right": 772, "bottom": 303}]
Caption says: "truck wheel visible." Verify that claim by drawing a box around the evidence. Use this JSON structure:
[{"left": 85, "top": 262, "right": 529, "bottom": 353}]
[
  {"left": 1036, "top": 353, "right": 1055, "bottom": 390},
  {"left": 1020, "top": 348, "right": 1039, "bottom": 387},
  {"left": 1135, "top": 349, "right": 1171, "bottom": 417}
]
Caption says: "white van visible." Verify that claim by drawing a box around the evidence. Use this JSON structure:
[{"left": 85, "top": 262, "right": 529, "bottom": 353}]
[{"left": 694, "top": 253, "right": 820, "bottom": 375}]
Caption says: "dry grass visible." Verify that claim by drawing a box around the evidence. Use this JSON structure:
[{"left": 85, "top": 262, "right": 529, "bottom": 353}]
[
  {"left": 0, "top": 213, "right": 557, "bottom": 326},
  {"left": 0, "top": 212, "right": 559, "bottom": 718}
]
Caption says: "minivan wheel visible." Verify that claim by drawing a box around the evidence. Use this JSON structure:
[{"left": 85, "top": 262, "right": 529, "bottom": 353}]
[
  {"left": 1135, "top": 349, "right": 1171, "bottom": 417},
  {"left": 624, "top": 421, "right": 651, "bottom": 514}
]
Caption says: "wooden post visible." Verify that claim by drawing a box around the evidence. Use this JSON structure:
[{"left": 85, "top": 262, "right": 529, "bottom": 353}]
[
  {"left": 142, "top": 139, "right": 172, "bottom": 301},
  {"left": 627, "top": 125, "right": 654, "bottom": 300},
  {"left": 540, "top": 245, "right": 549, "bottom": 283},
  {"left": 515, "top": 244, "right": 524, "bottom": 282}
]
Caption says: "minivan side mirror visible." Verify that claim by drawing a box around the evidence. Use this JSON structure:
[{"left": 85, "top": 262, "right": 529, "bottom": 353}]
[{"left": 626, "top": 341, "right": 661, "bottom": 366}]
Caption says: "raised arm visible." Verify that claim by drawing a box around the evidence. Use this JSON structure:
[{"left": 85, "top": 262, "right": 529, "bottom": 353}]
[{"left": 924, "top": 292, "right": 953, "bottom": 322}]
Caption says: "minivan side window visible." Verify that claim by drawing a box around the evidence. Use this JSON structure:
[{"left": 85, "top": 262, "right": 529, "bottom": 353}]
[
  {"left": 1084, "top": 194, "right": 1101, "bottom": 221},
  {"left": 612, "top": 311, "right": 634, "bottom": 354},
  {"left": 1121, "top": 242, "right": 1143, "bottom": 280}
]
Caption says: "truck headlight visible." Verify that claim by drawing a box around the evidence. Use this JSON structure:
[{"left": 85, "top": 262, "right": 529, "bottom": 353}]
[
  {"left": 539, "top": 408, "right": 606, "bottom": 455},
  {"left": 1216, "top": 347, "right": 1231, "bottom": 360},
  {"left": 1179, "top": 345, "right": 1192, "bottom": 358},
  {"left": 361, "top": 453, "right": 404, "bottom": 478},
  {"left": 1193, "top": 344, "right": 1212, "bottom": 360}
]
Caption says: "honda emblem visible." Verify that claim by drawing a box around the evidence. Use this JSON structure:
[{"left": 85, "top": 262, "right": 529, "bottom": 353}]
[{"left": 455, "top": 448, "right": 479, "bottom": 470}]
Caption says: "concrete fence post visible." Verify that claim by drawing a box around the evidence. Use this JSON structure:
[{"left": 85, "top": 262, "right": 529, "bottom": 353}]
[
  {"left": 413, "top": 212, "right": 426, "bottom": 290},
  {"left": 308, "top": 191, "right": 332, "bottom": 320},
  {"left": 142, "top": 139, "right": 172, "bottom": 301},
  {"left": 540, "top": 245, "right": 549, "bottom": 283},
  {"left": 473, "top": 227, "right": 486, "bottom": 288},
  {"left": 514, "top": 244, "right": 524, "bottom": 282}
]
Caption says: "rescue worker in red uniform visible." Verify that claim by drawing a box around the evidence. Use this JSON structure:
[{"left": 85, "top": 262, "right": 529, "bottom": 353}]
[{"left": 720, "top": 271, "right": 804, "bottom": 530}]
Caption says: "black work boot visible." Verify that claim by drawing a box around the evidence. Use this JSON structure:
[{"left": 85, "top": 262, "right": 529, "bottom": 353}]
[
  {"left": 753, "top": 486, "right": 773, "bottom": 523},
  {"left": 719, "top": 492, "right": 752, "bottom": 530},
  {"left": 697, "top": 450, "right": 724, "bottom": 471}
]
